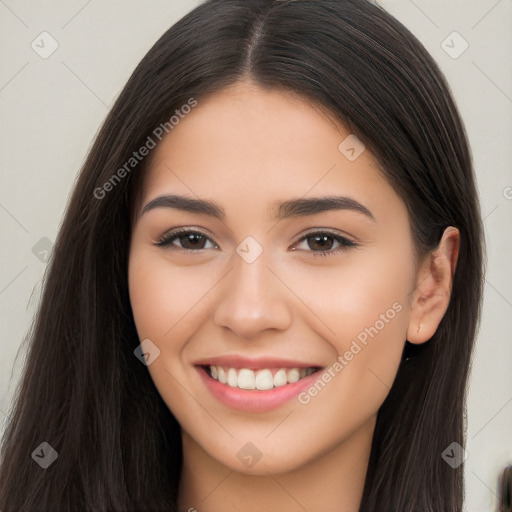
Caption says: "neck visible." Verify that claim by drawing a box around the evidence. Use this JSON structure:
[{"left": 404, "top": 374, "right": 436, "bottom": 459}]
[{"left": 177, "top": 415, "right": 375, "bottom": 512}]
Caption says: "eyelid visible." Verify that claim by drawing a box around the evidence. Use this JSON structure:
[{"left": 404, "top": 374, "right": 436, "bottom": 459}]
[
  {"left": 291, "top": 229, "right": 357, "bottom": 256},
  {"left": 155, "top": 227, "right": 358, "bottom": 254},
  {"left": 291, "top": 227, "right": 357, "bottom": 246},
  {"left": 156, "top": 227, "right": 218, "bottom": 249}
]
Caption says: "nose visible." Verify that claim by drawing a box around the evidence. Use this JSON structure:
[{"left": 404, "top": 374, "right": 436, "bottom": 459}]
[{"left": 213, "top": 249, "right": 293, "bottom": 339}]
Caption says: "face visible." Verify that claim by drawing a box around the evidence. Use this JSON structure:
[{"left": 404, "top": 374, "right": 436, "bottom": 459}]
[{"left": 128, "top": 80, "right": 418, "bottom": 475}]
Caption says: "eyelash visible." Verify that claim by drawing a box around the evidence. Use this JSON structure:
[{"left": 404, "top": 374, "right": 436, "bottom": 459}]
[{"left": 155, "top": 228, "right": 357, "bottom": 257}]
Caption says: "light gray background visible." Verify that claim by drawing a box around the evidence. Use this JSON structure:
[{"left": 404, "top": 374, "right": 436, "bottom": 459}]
[{"left": 0, "top": 1, "right": 510, "bottom": 511}]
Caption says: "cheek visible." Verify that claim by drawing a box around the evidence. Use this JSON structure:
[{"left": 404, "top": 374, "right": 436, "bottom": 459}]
[
  {"left": 128, "top": 247, "right": 214, "bottom": 344},
  {"left": 277, "top": 245, "right": 413, "bottom": 341},
  {"left": 127, "top": 247, "right": 216, "bottom": 422},
  {"left": 277, "top": 248, "right": 413, "bottom": 405}
]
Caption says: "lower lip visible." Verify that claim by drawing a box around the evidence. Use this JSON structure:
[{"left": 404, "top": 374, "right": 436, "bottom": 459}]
[{"left": 196, "top": 366, "right": 322, "bottom": 412}]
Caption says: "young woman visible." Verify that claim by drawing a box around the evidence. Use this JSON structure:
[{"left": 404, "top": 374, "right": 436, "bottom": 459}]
[{"left": 0, "top": 0, "right": 484, "bottom": 510}]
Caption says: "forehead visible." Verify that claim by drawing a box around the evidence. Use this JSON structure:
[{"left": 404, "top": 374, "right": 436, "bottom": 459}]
[{"left": 139, "top": 80, "right": 405, "bottom": 225}]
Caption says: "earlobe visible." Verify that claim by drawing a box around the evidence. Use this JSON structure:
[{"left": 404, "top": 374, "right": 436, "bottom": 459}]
[{"left": 406, "top": 227, "right": 460, "bottom": 344}]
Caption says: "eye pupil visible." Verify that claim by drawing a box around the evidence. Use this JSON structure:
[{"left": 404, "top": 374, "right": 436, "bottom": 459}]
[
  {"left": 181, "top": 233, "right": 205, "bottom": 249},
  {"left": 308, "top": 234, "right": 334, "bottom": 251},
  {"left": 158, "top": 230, "right": 351, "bottom": 254}
]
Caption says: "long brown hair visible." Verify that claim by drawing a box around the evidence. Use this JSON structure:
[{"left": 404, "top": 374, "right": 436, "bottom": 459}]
[{"left": 0, "top": 0, "right": 484, "bottom": 510}]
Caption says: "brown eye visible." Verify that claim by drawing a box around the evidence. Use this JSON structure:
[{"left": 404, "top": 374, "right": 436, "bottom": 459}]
[
  {"left": 307, "top": 234, "right": 336, "bottom": 251},
  {"left": 294, "top": 231, "right": 357, "bottom": 256},
  {"left": 156, "top": 229, "right": 218, "bottom": 251}
]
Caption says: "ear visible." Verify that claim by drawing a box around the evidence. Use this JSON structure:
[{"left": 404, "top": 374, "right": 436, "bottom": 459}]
[{"left": 407, "top": 226, "right": 460, "bottom": 344}]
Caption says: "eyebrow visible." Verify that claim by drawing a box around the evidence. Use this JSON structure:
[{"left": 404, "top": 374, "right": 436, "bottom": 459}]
[{"left": 140, "top": 194, "right": 375, "bottom": 221}]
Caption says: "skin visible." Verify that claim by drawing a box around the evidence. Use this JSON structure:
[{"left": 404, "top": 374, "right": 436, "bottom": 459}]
[{"left": 128, "top": 80, "right": 459, "bottom": 512}]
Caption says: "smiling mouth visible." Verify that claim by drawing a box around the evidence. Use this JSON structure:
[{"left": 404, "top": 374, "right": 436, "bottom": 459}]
[{"left": 201, "top": 365, "right": 322, "bottom": 391}]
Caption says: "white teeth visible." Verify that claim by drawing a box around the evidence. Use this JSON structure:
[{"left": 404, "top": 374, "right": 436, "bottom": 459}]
[
  {"left": 207, "top": 365, "right": 317, "bottom": 390},
  {"left": 227, "top": 368, "right": 238, "bottom": 387},
  {"left": 286, "top": 368, "right": 300, "bottom": 383},
  {"left": 273, "top": 369, "right": 287, "bottom": 387},
  {"left": 255, "top": 369, "right": 274, "bottom": 390},
  {"left": 217, "top": 367, "right": 227, "bottom": 384},
  {"left": 238, "top": 368, "right": 256, "bottom": 389}
]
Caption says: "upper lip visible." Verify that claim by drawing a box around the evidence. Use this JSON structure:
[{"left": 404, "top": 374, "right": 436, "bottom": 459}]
[{"left": 194, "top": 355, "right": 323, "bottom": 370}]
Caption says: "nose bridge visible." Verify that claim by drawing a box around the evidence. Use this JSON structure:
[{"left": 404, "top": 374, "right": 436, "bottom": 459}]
[{"left": 213, "top": 244, "right": 292, "bottom": 337}]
